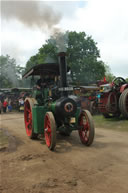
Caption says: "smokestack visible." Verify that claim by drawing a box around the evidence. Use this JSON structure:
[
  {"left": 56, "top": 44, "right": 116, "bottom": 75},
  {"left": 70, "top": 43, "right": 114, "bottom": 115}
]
[{"left": 58, "top": 52, "right": 68, "bottom": 97}]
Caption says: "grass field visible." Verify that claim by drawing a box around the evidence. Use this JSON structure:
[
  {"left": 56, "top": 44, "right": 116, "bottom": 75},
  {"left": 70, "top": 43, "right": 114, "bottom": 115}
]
[{"left": 93, "top": 115, "right": 128, "bottom": 132}]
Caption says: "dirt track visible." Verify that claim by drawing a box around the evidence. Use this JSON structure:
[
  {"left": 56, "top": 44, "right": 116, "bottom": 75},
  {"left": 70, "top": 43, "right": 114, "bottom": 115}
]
[{"left": 0, "top": 113, "right": 128, "bottom": 193}]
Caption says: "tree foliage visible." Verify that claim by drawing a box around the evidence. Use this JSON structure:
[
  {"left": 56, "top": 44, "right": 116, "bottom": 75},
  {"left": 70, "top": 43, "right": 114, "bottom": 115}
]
[
  {"left": 104, "top": 64, "right": 115, "bottom": 82},
  {"left": 25, "top": 31, "right": 106, "bottom": 84},
  {"left": 126, "top": 77, "right": 128, "bottom": 83},
  {"left": 0, "top": 55, "right": 24, "bottom": 88}
]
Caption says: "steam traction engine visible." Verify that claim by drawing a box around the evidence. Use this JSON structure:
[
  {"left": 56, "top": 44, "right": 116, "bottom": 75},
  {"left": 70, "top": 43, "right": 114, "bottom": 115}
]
[
  {"left": 98, "top": 77, "right": 128, "bottom": 118},
  {"left": 23, "top": 52, "right": 95, "bottom": 150}
]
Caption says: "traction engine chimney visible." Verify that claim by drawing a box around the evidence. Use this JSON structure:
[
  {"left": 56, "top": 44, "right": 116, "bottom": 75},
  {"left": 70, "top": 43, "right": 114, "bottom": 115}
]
[{"left": 58, "top": 52, "right": 68, "bottom": 97}]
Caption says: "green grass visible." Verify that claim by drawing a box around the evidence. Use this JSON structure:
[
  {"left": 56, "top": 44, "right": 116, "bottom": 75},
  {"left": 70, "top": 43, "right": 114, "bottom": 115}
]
[{"left": 93, "top": 115, "right": 128, "bottom": 132}]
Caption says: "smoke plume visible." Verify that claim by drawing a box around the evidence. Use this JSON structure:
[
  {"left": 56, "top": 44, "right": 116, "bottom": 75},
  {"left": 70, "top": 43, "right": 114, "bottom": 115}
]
[
  {"left": 1, "top": 1, "right": 62, "bottom": 32},
  {"left": 49, "top": 31, "right": 69, "bottom": 52}
]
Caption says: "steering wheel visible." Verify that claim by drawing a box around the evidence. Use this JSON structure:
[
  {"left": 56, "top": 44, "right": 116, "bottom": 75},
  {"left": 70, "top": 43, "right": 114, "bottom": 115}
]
[{"left": 112, "top": 77, "right": 126, "bottom": 87}]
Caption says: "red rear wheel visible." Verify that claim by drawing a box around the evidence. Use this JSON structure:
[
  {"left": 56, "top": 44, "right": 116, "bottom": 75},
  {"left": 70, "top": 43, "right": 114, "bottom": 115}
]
[
  {"left": 24, "top": 98, "right": 38, "bottom": 139},
  {"left": 78, "top": 110, "right": 95, "bottom": 146},
  {"left": 44, "top": 112, "right": 56, "bottom": 150}
]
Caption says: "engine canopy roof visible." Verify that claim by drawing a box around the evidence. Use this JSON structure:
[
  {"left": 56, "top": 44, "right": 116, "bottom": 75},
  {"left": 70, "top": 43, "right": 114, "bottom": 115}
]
[{"left": 22, "top": 63, "right": 61, "bottom": 78}]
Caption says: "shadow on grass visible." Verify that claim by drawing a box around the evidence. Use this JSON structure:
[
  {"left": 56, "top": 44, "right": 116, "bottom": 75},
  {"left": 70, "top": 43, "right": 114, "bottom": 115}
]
[
  {"left": 104, "top": 116, "right": 127, "bottom": 122},
  {"left": 93, "top": 115, "right": 128, "bottom": 131}
]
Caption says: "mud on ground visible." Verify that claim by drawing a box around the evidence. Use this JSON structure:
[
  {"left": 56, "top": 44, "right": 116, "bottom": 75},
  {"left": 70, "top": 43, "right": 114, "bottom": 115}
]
[{"left": 0, "top": 113, "right": 128, "bottom": 193}]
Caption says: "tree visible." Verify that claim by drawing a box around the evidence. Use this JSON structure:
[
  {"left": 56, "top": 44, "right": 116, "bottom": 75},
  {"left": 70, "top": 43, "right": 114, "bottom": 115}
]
[
  {"left": 0, "top": 55, "right": 24, "bottom": 88},
  {"left": 25, "top": 54, "right": 39, "bottom": 72},
  {"left": 104, "top": 64, "right": 115, "bottom": 82},
  {"left": 25, "top": 31, "right": 106, "bottom": 84},
  {"left": 125, "top": 77, "right": 128, "bottom": 83}
]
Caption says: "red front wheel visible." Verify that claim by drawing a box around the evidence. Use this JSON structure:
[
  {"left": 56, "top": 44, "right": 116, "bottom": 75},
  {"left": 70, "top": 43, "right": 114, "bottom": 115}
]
[
  {"left": 78, "top": 110, "right": 95, "bottom": 146},
  {"left": 44, "top": 112, "right": 56, "bottom": 150}
]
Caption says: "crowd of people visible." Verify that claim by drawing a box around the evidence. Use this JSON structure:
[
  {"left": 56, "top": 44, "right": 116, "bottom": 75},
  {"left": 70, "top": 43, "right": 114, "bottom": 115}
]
[
  {"left": 0, "top": 92, "right": 26, "bottom": 114},
  {"left": 0, "top": 98, "right": 25, "bottom": 114}
]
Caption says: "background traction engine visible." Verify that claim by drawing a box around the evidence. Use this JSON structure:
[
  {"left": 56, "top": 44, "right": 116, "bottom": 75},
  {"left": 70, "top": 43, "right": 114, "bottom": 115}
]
[
  {"left": 98, "top": 77, "right": 128, "bottom": 118},
  {"left": 23, "top": 52, "right": 95, "bottom": 151}
]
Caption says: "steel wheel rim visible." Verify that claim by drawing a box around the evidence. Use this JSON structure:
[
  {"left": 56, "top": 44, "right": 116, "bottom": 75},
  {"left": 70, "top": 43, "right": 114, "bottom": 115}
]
[
  {"left": 79, "top": 112, "right": 90, "bottom": 143},
  {"left": 44, "top": 115, "right": 52, "bottom": 147},
  {"left": 24, "top": 100, "right": 32, "bottom": 136}
]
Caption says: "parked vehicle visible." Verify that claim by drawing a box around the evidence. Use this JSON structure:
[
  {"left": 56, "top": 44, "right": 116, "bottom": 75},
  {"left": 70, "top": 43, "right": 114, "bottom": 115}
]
[
  {"left": 98, "top": 77, "right": 128, "bottom": 118},
  {"left": 23, "top": 52, "right": 95, "bottom": 151}
]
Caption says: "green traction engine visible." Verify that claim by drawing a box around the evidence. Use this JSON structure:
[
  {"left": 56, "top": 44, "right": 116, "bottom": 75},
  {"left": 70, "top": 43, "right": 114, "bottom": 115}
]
[{"left": 23, "top": 52, "right": 95, "bottom": 151}]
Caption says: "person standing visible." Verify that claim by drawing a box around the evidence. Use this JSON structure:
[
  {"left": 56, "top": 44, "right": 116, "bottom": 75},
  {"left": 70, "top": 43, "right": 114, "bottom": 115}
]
[
  {"left": 8, "top": 99, "right": 12, "bottom": 112},
  {"left": 3, "top": 100, "right": 8, "bottom": 113},
  {"left": 19, "top": 98, "right": 24, "bottom": 112}
]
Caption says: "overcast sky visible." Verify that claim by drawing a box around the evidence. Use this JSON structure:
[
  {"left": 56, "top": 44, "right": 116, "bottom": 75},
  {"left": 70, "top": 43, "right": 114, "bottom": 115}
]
[{"left": 1, "top": 0, "right": 128, "bottom": 78}]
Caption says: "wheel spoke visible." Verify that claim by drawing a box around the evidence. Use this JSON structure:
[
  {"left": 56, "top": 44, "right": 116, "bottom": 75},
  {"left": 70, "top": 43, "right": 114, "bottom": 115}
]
[
  {"left": 83, "top": 123, "right": 89, "bottom": 130},
  {"left": 26, "top": 121, "right": 30, "bottom": 127},
  {"left": 44, "top": 115, "right": 51, "bottom": 147},
  {"left": 44, "top": 113, "right": 56, "bottom": 150},
  {"left": 26, "top": 107, "right": 31, "bottom": 113},
  {"left": 26, "top": 120, "right": 31, "bottom": 127},
  {"left": 47, "top": 127, "right": 51, "bottom": 133},
  {"left": 78, "top": 110, "right": 94, "bottom": 146},
  {"left": 81, "top": 125, "right": 89, "bottom": 141},
  {"left": 24, "top": 100, "right": 33, "bottom": 137}
]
